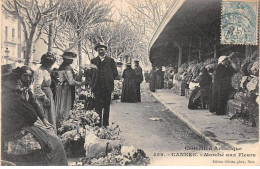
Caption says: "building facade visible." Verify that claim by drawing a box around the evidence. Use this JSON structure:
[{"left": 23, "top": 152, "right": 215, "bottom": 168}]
[{"left": 1, "top": 10, "right": 25, "bottom": 66}]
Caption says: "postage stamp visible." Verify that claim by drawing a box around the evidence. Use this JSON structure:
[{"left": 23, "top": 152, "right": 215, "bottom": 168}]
[{"left": 221, "top": 0, "right": 259, "bottom": 45}]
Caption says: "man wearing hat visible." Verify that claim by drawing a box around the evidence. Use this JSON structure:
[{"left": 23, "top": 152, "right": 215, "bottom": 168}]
[
  {"left": 134, "top": 60, "right": 143, "bottom": 102},
  {"left": 90, "top": 42, "right": 118, "bottom": 127}
]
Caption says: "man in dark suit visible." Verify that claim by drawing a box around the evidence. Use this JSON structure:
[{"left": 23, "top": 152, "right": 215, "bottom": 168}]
[
  {"left": 90, "top": 42, "right": 118, "bottom": 127},
  {"left": 134, "top": 60, "right": 143, "bottom": 102}
]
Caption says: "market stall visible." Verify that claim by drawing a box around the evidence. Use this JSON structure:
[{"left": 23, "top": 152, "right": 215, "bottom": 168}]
[
  {"left": 148, "top": 0, "right": 259, "bottom": 126},
  {"left": 58, "top": 88, "right": 150, "bottom": 166}
]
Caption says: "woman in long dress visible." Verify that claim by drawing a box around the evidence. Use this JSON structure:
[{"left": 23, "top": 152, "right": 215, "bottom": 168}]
[
  {"left": 149, "top": 67, "right": 156, "bottom": 92},
  {"left": 213, "top": 55, "right": 238, "bottom": 115},
  {"left": 34, "top": 53, "right": 57, "bottom": 132},
  {"left": 121, "top": 63, "right": 137, "bottom": 103},
  {"left": 156, "top": 67, "right": 164, "bottom": 89},
  {"left": 55, "top": 52, "right": 84, "bottom": 125},
  {"left": 188, "top": 68, "right": 212, "bottom": 109},
  {"left": 1, "top": 66, "right": 67, "bottom": 165}
]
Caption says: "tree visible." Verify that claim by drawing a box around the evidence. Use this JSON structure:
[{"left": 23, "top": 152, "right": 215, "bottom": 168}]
[
  {"left": 48, "top": 0, "right": 112, "bottom": 73},
  {"left": 2, "top": 0, "right": 59, "bottom": 65},
  {"left": 118, "top": 0, "right": 171, "bottom": 66},
  {"left": 85, "top": 21, "right": 143, "bottom": 62}
]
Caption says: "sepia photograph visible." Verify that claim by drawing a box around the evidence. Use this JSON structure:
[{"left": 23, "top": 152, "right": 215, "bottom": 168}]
[{"left": 0, "top": 0, "right": 259, "bottom": 166}]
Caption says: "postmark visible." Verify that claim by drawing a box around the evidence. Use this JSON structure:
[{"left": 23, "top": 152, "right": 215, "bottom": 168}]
[{"left": 221, "top": 0, "right": 259, "bottom": 45}]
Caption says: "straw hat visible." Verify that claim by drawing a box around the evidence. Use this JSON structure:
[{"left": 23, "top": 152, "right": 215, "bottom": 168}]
[{"left": 62, "top": 52, "right": 77, "bottom": 60}]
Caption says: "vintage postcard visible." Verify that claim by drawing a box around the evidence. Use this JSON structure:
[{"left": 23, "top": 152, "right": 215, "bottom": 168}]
[{"left": 1, "top": 0, "right": 259, "bottom": 166}]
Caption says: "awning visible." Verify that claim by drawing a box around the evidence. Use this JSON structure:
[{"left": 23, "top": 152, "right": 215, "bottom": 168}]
[{"left": 149, "top": 0, "right": 222, "bottom": 67}]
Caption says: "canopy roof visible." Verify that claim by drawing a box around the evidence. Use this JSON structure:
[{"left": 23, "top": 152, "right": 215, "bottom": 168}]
[{"left": 149, "top": 0, "right": 221, "bottom": 67}]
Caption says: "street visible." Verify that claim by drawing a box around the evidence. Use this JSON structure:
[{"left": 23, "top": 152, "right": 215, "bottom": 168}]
[{"left": 110, "top": 83, "right": 210, "bottom": 163}]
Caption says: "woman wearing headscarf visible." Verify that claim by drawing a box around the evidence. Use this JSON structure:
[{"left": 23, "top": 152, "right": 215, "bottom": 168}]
[
  {"left": 212, "top": 53, "right": 238, "bottom": 115},
  {"left": 55, "top": 52, "right": 84, "bottom": 124},
  {"left": 1, "top": 66, "right": 67, "bottom": 165},
  {"left": 34, "top": 53, "right": 57, "bottom": 132},
  {"left": 121, "top": 62, "right": 137, "bottom": 103}
]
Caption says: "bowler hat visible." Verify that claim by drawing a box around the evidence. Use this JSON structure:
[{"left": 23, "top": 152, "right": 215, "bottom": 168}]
[
  {"left": 62, "top": 52, "right": 77, "bottom": 60},
  {"left": 94, "top": 42, "right": 107, "bottom": 51}
]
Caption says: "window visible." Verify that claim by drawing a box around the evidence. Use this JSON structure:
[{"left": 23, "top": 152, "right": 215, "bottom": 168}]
[
  {"left": 5, "top": 26, "right": 8, "bottom": 41},
  {"left": 12, "top": 28, "right": 15, "bottom": 38}
]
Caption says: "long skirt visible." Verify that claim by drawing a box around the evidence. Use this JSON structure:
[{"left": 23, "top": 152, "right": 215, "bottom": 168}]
[
  {"left": 209, "top": 84, "right": 216, "bottom": 113},
  {"left": 55, "top": 85, "right": 74, "bottom": 125},
  {"left": 121, "top": 79, "right": 137, "bottom": 103},
  {"left": 156, "top": 75, "right": 163, "bottom": 89},
  {"left": 150, "top": 77, "right": 156, "bottom": 92},
  {"left": 215, "top": 86, "right": 232, "bottom": 115},
  {"left": 3, "top": 119, "right": 68, "bottom": 166},
  {"left": 188, "top": 87, "right": 201, "bottom": 109},
  {"left": 37, "top": 87, "right": 57, "bottom": 133},
  {"left": 135, "top": 83, "right": 141, "bottom": 102}
]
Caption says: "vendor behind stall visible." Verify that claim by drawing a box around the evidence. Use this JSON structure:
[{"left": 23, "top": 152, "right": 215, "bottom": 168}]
[{"left": 1, "top": 66, "right": 67, "bottom": 165}]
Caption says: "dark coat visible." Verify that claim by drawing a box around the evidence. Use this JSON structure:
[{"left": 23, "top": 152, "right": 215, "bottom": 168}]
[
  {"left": 90, "top": 56, "right": 118, "bottom": 93},
  {"left": 1, "top": 80, "right": 46, "bottom": 142},
  {"left": 121, "top": 67, "right": 137, "bottom": 103},
  {"left": 134, "top": 66, "right": 143, "bottom": 84},
  {"left": 212, "top": 64, "right": 236, "bottom": 115},
  {"left": 149, "top": 69, "right": 156, "bottom": 92}
]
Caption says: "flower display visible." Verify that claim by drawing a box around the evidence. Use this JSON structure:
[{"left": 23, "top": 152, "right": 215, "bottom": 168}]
[
  {"left": 234, "top": 91, "right": 253, "bottom": 102},
  {"left": 246, "top": 76, "right": 259, "bottom": 94},
  {"left": 58, "top": 119, "right": 78, "bottom": 136},
  {"left": 178, "top": 63, "right": 188, "bottom": 74},
  {"left": 112, "top": 80, "right": 122, "bottom": 100},
  {"left": 73, "top": 146, "right": 150, "bottom": 166},
  {"left": 85, "top": 123, "right": 121, "bottom": 140},
  {"left": 241, "top": 51, "right": 259, "bottom": 75},
  {"left": 240, "top": 76, "right": 252, "bottom": 89},
  {"left": 203, "top": 58, "right": 217, "bottom": 67},
  {"left": 250, "top": 60, "right": 259, "bottom": 76},
  {"left": 231, "top": 72, "right": 243, "bottom": 90}
]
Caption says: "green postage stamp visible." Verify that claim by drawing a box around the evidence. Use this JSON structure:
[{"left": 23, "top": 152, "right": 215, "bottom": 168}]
[{"left": 221, "top": 0, "right": 259, "bottom": 45}]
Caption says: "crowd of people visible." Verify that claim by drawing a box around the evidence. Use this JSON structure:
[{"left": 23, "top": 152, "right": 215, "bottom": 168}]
[
  {"left": 1, "top": 42, "right": 124, "bottom": 165},
  {"left": 148, "top": 66, "right": 166, "bottom": 92},
  {"left": 148, "top": 53, "right": 239, "bottom": 116}
]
